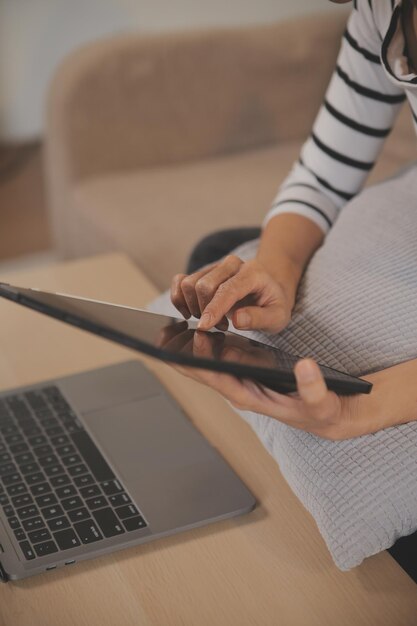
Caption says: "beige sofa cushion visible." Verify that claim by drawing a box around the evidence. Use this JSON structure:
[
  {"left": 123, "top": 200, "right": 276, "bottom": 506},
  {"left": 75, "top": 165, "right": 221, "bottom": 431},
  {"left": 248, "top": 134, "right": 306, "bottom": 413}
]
[{"left": 70, "top": 142, "right": 300, "bottom": 290}]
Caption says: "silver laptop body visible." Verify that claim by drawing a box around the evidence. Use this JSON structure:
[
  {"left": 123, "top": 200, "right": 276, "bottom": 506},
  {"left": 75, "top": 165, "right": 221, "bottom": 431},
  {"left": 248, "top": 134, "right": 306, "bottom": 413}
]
[{"left": 0, "top": 360, "right": 255, "bottom": 581}]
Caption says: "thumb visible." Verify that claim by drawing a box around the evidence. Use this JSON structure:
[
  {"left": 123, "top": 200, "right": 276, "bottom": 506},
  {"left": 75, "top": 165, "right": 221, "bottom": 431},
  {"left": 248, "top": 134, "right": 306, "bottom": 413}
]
[{"left": 232, "top": 305, "right": 290, "bottom": 332}]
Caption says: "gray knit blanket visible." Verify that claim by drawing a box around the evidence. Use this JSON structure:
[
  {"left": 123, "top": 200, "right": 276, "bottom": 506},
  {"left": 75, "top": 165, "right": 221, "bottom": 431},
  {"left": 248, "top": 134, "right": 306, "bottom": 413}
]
[{"left": 148, "top": 164, "right": 417, "bottom": 570}]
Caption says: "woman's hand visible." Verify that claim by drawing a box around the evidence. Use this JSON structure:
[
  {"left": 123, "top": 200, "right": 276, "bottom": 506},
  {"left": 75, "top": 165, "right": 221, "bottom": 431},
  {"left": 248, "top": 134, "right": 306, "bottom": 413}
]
[
  {"left": 170, "top": 256, "right": 298, "bottom": 333},
  {"left": 170, "top": 332, "right": 377, "bottom": 441}
]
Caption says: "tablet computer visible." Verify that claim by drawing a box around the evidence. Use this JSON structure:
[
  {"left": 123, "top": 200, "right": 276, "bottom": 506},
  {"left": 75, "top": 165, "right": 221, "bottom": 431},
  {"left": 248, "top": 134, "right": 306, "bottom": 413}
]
[{"left": 0, "top": 283, "right": 372, "bottom": 396}]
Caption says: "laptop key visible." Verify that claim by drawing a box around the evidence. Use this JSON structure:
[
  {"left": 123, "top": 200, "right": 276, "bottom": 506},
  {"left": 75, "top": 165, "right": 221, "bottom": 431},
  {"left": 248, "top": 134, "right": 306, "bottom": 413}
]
[
  {"left": 56, "top": 444, "right": 75, "bottom": 457},
  {"left": 74, "top": 474, "right": 94, "bottom": 487},
  {"left": 50, "top": 435, "right": 69, "bottom": 447},
  {"left": 50, "top": 475, "right": 71, "bottom": 488},
  {"left": 0, "top": 494, "right": 9, "bottom": 505},
  {"left": 28, "top": 528, "right": 51, "bottom": 544},
  {"left": 79, "top": 485, "right": 101, "bottom": 499},
  {"left": 33, "top": 444, "right": 53, "bottom": 458},
  {"left": 0, "top": 463, "right": 17, "bottom": 477},
  {"left": 6, "top": 435, "right": 24, "bottom": 446},
  {"left": 40, "top": 418, "right": 59, "bottom": 430},
  {"left": 44, "top": 464, "right": 64, "bottom": 477},
  {"left": 0, "top": 453, "right": 11, "bottom": 464},
  {"left": 34, "top": 540, "right": 58, "bottom": 557},
  {"left": 26, "top": 472, "right": 46, "bottom": 485},
  {"left": 93, "top": 508, "right": 125, "bottom": 538},
  {"left": 28, "top": 435, "right": 47, "bottom": 447},
  {"left": 68, "top": 464, "right": 88, "bottom": 477},
  {"left": 123, "top": 516, "right": 147, "bottom": 532},
  {"left": 55, "top": 485, "right": 77, "bottom": 499},
  {"left": 30, "top": 482, "right": 51, "bottom": 496},
  {"left": 85, "top": 496, "right": 107, "bottom": 511},
  {"left": 74, "top": 519, "right": 103, "bottom": 544},
  {"left": 64, "top": 422, "right": 83, "bottom": 434},
  {"left": 16, "top": 505, "right": 39, "bottom": 520},
  {"left": 22, "top": 516, "right": 44, "bottom": 531},
  {"left": 0, "top": 425, "right": 18, "bottom": 436},
  {"left": 14, "top": 452, "right": 35, "bottom": 466},
  {"left": 109, "top": 493, "right": 131, "bottom": 507},
  {"left": 35, "top": 493, "right": 58, "bottom": 508},
  {"left": 38, "top": 454, "right": 59, "bottom": 467},
  {"left": 68, "top": 507, "right": 90, "bottom": 523},
  {"left": 56, "top": 485, "right": 77, "bottom": 500},
  {"left": 101, "top": 480, "right": 123, "bottom": 496},
  {"left": 41, "top": 505, "right": 64, "bottom": 519},
  {"left": 3, "top": 504, "right": 14, "bottom": 517},
  {"left": 53, "top": 528, "right": 81, "bottom": 550},
  {"left": 61, "top": 496, "right": 83, "bottom": 511},
  {"left": 20, "top": 462, "right": 41, "bottom": 476},
  {"left": 14, "top": 528, "right": 26, "bottom": 541},
  {"left": 12, "top": 493, "right": 33, "bottom": 507},
  {"left": 8, "top": 517, "right": 20, "bottom": 530},
  {"left": 62, "top": 454, "right": 82, "bottom": 467},
  {"left": 6, "top": 483, "right": 26, "bottom": 496},
  {"left": 47, "top": 516, "right": 70, "bottom": 531},
  {"left": 3, "top": 472, "right": 22, "bottom": 486},
  {"left": 115, "top": 504, "right": 139, "bottom": 520},
  {"left": 19, "top": 540, "right": 35, "bottom": 560}
]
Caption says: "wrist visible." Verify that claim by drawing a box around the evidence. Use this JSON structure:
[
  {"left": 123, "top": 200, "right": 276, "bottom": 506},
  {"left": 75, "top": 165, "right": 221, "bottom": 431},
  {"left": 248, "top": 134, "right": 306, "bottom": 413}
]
[
  {"left": 356, "top": 361, "right": 417, "bottom": 434},
  {"left": 255, "top": 252, "right": 303, "bottom": 308}
]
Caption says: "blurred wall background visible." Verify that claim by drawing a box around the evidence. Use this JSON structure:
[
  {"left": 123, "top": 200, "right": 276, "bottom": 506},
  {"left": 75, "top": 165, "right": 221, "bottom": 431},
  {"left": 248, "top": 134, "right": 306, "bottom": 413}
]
[{"left": 0, "top": 0, "right": 332, "bottom": 140}]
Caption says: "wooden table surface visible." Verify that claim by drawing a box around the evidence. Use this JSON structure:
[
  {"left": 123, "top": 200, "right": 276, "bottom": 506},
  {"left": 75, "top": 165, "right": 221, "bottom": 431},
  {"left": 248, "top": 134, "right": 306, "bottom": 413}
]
[{"left": 0, "top": 253, "right": 416, "bottom": 626}]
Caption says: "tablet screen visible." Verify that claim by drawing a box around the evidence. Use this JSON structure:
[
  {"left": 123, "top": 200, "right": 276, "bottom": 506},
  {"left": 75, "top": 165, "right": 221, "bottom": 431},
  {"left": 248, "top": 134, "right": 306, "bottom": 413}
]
[{"left": 0, "top": 284, "right": 372, "bottom": 395}]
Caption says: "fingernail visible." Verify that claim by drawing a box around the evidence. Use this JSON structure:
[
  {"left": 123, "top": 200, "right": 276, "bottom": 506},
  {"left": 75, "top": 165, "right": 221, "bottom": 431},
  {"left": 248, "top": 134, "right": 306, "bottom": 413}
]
[
  {"left": 236, "top": 311, "right": 250, "bottom": 328},
  {"left": 198, "top": 312, "right": 212, "bottom": 329},
  {"left": 297, "top": 360, "right": 317, "bottom": 383}
]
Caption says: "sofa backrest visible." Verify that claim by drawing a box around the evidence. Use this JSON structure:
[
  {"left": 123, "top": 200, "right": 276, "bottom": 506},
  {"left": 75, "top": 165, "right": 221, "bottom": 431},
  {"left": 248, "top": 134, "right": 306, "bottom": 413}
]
[{"left": 47, "top": 12, "right": 348, "bottom": 181}]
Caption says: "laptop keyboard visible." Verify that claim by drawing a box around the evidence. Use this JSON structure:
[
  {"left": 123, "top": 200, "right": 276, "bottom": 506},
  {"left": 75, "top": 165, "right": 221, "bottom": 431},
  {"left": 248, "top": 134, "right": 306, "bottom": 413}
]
[{"left": 0, "top": 386, "right": 147, "bottom": 561}]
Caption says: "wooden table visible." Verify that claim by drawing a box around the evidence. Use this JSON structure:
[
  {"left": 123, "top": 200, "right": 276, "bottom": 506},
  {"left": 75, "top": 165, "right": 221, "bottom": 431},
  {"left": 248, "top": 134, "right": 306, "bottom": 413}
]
[{"left": 0, "top": 253, "right": 416, "bottom": 626}]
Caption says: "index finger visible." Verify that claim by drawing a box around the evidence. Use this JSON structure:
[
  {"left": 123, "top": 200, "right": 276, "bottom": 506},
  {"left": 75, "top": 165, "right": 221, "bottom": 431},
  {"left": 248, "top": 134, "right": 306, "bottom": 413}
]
[{"left": 197, "top": 271, "right": 253, "bottom": 330}]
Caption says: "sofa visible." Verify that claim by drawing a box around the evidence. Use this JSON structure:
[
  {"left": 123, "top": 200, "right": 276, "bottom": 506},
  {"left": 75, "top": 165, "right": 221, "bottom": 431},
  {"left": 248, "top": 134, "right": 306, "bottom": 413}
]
[{"left": 44, "top": 11, "right": 415, "bottom": 291}]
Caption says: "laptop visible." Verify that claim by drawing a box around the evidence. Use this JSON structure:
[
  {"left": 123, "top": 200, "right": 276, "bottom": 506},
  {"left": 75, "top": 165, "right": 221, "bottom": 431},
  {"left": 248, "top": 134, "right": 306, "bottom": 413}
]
[{"left": 0, "top": 360, "right": 256, "bottom": 581}]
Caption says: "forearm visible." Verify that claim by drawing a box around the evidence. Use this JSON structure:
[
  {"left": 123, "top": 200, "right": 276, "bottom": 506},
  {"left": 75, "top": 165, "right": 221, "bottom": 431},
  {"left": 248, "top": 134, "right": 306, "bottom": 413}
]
[
  {"left": 363, "top": 359, "right": 417, "bottom": 432},
  {"left": 256, "top": 213, "right": 324, "bottom": 307}
]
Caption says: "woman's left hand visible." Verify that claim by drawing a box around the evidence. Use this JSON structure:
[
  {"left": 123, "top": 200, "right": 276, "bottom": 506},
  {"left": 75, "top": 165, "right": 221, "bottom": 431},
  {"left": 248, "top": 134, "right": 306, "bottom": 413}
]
[{"left": 159, "top": 327, "right": 376, "bottom": 441}]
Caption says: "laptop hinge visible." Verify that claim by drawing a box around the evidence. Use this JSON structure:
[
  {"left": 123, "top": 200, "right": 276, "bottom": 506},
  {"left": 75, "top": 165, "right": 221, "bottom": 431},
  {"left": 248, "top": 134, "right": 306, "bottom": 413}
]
[{"left": 0, "top": 560, "right": 9, "bottom": 583}]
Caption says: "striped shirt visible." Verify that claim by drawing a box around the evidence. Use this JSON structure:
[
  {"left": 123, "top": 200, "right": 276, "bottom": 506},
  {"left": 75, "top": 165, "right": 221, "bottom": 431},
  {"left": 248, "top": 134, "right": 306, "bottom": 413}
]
[{"left": 264, "top": 0, "right": 417, "bottom": 233}]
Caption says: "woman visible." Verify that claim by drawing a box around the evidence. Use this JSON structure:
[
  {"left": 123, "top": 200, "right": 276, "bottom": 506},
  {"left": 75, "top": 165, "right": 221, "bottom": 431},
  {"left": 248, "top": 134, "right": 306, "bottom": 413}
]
[{"left": 169, "top": 0, "right": 417, "bottom": 442}]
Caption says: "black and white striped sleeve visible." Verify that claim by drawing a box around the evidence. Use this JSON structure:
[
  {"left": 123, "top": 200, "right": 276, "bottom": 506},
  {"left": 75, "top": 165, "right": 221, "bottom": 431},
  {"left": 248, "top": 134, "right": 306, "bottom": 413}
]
[{"left": 264, "top": 0, "right": 406, "bottom": 233}]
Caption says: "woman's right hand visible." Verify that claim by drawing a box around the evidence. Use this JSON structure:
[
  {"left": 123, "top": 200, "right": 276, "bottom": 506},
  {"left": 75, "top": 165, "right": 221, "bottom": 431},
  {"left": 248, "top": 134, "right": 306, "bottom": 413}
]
[{"left": 170, "top": 255, "right": 297, "bottom": 333}]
